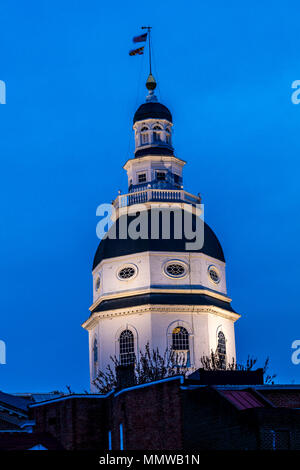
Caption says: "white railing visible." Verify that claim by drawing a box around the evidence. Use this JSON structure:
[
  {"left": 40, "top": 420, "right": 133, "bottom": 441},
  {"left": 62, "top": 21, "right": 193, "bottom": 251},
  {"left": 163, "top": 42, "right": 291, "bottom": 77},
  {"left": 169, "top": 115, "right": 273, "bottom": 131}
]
[{"left": 113, "top": 188, "right": 201, "bottom": 209}]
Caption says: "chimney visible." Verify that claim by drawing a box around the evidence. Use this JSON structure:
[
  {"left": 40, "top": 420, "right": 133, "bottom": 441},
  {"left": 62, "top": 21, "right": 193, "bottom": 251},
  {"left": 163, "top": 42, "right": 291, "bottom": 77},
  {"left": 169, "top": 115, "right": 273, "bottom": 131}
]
[{"left": 116, "top": 365, "right": 135, "bottom": 390}]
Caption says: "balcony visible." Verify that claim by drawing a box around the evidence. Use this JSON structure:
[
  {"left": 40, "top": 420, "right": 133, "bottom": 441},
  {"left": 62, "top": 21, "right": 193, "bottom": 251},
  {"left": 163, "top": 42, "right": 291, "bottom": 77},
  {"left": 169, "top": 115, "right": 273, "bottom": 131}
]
[{"left": 113, "top": 188, "right": 201, "bottom": 209}]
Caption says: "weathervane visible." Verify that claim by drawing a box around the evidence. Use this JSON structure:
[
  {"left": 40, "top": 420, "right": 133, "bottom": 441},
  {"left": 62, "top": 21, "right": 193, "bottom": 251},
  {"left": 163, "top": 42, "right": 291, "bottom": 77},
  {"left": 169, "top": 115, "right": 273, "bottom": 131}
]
[
  {"left": 129, "top": 26, "right": 157, "bottom": 99},
  {"left": 141, "top": 26, "right": 152, "bottom": 75}
]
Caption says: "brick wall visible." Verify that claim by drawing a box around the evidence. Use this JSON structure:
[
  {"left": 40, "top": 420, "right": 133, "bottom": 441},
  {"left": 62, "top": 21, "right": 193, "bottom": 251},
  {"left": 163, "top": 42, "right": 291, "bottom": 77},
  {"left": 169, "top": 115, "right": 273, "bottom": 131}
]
[
  {"left": 182, "top": 388, "right": 259, "bottom": 450},
  {"left": 32, "top": 383, "right": 300, "bottom": 451},
  {"left": 260, "top": 390, "right": 300, "bottom": 408},
  {"left": 108, "top": 380, "right": 183, "bottom": 450},
  {"left": 33, "top": 397, "right": 108, "bottom": 450}
]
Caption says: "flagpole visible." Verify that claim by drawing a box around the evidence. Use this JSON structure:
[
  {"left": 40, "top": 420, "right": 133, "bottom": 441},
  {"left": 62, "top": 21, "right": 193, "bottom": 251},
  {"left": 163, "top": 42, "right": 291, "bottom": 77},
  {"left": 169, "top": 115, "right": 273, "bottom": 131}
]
[{"left": 142, "top": 26, "right": 152, "bottom": 75}]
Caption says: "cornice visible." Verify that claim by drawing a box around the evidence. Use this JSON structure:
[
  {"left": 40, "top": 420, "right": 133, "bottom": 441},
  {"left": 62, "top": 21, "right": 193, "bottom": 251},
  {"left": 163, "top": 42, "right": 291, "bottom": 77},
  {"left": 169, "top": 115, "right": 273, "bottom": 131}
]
[
  {"left": 123, "top": 155, "right": 186, "bottom": 170},
  {"left": 89, "top": 286, "right": 232, "bottom": 312},
  {"left": 82, "top": 303, "right": 241, "bottom": 330}
]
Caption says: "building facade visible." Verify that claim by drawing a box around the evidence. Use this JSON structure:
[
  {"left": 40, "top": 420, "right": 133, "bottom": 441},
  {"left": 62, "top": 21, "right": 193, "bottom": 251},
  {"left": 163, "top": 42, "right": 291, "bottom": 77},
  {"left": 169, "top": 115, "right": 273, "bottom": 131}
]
[
  {"left": 31, "top": 376, "right": 300, "bottom": 451},
  {"left": 82, "top": 74, "right": 240, "bottom": 391}
]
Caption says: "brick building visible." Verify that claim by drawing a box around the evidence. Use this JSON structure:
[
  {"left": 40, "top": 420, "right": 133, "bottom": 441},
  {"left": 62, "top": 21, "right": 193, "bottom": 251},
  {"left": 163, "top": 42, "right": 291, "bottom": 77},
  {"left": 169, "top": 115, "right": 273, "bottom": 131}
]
[{"left": 30, "top": 371, "right": 300, "bottom": 451}]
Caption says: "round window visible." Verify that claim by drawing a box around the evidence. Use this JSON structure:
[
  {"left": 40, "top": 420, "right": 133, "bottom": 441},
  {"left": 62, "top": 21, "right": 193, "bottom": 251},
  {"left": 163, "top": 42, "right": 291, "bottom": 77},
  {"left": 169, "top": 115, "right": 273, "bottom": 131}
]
[
  {"left": 208, "top": 266, "right": 220, "bottom": 284},
  {"left": 95, "top": 276, "right": 101, "bottom": 291},
  {"left": 118, "top": 266, "right": 136, "bottom": 280},
  {"left": 165, "top": 262, "right": 187, "bottom": 278}
]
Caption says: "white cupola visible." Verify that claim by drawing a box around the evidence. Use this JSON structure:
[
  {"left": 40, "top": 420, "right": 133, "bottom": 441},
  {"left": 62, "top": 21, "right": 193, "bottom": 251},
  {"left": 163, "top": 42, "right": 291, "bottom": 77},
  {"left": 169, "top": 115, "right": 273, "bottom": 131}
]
[{"left": 82, "top": 73, "right": 241, "bottom": 392}]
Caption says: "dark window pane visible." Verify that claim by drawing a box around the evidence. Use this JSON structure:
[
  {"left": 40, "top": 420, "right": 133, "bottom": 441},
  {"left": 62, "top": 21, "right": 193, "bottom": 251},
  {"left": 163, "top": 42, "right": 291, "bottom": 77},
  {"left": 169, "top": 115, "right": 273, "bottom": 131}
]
[{"left": 119, "top": 330, "right": 135, "bottom": 366}]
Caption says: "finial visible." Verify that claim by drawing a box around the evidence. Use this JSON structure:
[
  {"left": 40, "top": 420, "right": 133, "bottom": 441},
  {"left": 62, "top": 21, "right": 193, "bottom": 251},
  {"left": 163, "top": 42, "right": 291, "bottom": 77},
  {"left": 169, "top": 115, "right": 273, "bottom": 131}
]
[
  {"left": 145, "top": 73, "right": 158, "bottom": 102},
  {"left": 146, "top": 73, "right": 156, "bottom": 91}
]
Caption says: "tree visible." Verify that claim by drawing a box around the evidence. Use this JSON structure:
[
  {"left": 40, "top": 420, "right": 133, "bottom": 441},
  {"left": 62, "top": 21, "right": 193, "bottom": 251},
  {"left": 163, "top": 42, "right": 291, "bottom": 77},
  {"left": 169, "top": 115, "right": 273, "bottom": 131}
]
[
  {"left": 200, "top": 351, "right": 276, "bottom": 384},
  {"left": 93, "top": 344, "right": 276, "bottom": 393},
  {"left": 93, "top": 343, "right": 187, "bottom": 393}
]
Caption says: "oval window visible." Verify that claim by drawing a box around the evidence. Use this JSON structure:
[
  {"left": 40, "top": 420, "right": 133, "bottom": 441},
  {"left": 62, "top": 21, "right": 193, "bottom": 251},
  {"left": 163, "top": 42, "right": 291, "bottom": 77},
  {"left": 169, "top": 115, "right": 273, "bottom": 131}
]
[
  {"left": 118, "top": 266, "right": 136, "bottom": 280},
  {"left": 208, "top": 266, "right": 220, "bottom": 284},
  {"left": 164, "top": 262, "right": 187, "bottom": 278},
  {"left": 95, "top": 276, "right": 101, "bottom": 291}
]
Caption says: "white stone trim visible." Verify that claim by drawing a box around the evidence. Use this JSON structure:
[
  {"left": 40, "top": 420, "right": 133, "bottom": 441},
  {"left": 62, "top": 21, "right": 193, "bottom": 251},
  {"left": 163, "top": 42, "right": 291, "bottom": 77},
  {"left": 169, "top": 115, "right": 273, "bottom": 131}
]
[
  {"left": 82, "top": 304, "right": 240, "bottom": 330},
  {"left": 89, "top": 286, "right": 232, "bottom": 312}
]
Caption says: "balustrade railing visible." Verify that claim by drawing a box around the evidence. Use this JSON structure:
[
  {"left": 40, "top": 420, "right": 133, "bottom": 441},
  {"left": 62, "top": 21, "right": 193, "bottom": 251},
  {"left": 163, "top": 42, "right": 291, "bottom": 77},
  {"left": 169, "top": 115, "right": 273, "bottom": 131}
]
[{"left": 113, "top": 188, "right": 201, "bottom": 209}]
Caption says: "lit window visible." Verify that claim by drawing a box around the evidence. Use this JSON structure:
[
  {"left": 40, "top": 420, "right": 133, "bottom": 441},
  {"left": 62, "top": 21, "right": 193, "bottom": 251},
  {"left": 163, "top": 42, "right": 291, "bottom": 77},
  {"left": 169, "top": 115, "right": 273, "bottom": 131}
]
[
  {"left": 172, "top": 326, "right": 190, "bottom": 367},
  {"left": 217, "top": 331, "right": 226, "bottom": 369},
  {"left": 172, "top": 327, "right": 189, "bottom": 350},
  {"left": 138, "top": 173, "right": 146, "bottom": 183},
  {"left": 119, "top": 330, "right": 135, "bottom": 366},
  {"left": 156, "top": 171, "right": 166, "bottom": 181}
]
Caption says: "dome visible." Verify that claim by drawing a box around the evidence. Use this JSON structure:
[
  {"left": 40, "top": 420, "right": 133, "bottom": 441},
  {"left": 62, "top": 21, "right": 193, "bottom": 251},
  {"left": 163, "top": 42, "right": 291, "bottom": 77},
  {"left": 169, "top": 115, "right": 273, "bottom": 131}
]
[
  {"left": 133, "top": 101, "right": 172, "bottom": 124},
  {"left": 93, "top": 209, "right": 225, "bottom": 270}
]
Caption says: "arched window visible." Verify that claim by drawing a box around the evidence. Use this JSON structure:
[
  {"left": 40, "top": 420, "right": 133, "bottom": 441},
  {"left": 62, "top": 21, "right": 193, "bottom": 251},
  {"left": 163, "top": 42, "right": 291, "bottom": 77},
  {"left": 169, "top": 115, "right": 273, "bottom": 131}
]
[
  {"left": 172, "top": 327, "right": 190, "bottom": 367},
  {"left": 217, "top": 331, "right": 226, "bottom": 369},
  {"left": 153, "top": 125, "right": 162, "bottom": 143},
  {"left": 140, "top": 126, "right": 149, "bottom": 145},
  {"left": 93, "top": 338, "right": 98, "bottom": 377},
  {"left": 166, "top": 128, "right": 171, "bottom": 144},
  {"left": 119, "top": 330, "right": 135, "bottom": 366}
]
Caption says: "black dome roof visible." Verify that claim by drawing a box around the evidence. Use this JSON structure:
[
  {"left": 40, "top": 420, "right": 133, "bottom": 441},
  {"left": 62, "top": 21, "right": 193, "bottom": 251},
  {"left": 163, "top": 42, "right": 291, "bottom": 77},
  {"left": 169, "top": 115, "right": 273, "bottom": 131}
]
[
  {"left": 93, "top": 209, "right": 225, "bottom": 270},
  {"left": 133, "top": 101, "right": 172, "bottom": 124}
]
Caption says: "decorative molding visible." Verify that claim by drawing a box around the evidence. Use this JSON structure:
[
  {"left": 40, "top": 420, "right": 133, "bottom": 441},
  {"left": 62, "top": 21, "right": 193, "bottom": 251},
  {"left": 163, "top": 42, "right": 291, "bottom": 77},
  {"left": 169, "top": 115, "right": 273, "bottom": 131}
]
[
  {"left": 82, "top": 303, "right": 240, "bottom": 330},
  {"left": 89, "top": 286, "right": 232, "bottom": 312},
  {"left": 123, "top": 154, "right": 186, "bottom": 171}
]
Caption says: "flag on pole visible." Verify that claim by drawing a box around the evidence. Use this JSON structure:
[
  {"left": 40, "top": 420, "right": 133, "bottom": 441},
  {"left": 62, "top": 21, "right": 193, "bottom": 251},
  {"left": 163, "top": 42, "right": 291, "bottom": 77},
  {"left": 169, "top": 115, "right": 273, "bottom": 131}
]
[
  {"left": 133, "top": 32, "right": 147, "bottom": 43},
  {"left": 129, "top": 46, "right": 144, "bottom": 56}
]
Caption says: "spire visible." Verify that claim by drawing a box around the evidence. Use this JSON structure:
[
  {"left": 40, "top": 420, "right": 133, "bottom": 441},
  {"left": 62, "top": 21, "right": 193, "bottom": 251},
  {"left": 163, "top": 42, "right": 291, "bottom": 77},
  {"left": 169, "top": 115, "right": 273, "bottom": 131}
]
[{"left": 145, "top": 73, "right": 158, "bottom": 102}]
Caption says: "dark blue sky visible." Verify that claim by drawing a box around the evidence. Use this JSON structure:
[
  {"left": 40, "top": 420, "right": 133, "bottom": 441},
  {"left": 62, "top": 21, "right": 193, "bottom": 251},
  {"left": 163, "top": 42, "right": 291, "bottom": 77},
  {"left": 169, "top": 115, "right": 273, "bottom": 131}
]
[{"left": 0, "top": 1, "right": 299, "bottom": 392}]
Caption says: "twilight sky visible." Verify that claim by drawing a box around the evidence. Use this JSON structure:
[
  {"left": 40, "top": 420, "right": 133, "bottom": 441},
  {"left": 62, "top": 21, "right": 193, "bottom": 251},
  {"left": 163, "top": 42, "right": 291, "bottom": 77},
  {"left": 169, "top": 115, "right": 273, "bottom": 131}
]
[{"left": 0, "top": 0, "right": 299, "bottom": 392}]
